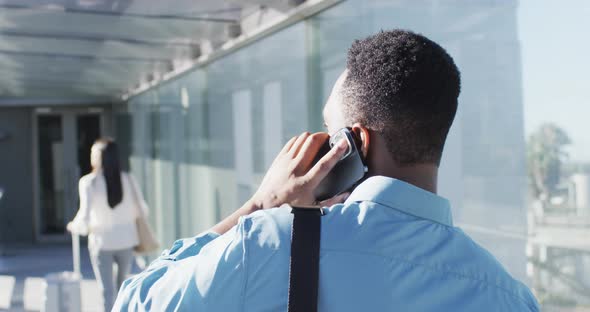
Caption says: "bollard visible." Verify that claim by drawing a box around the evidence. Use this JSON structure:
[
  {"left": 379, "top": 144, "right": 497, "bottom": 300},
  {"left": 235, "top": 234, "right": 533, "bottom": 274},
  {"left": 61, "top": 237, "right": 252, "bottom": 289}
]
[{"left": 72, "top": 233, "right": 81, "bottom": 277}]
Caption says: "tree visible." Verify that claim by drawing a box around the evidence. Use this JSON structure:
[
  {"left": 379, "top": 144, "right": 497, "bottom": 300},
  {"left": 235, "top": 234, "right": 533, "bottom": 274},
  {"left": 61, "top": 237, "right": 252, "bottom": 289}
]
[{"left": 527, "top": 123, "right": 571, "bottom": 199}]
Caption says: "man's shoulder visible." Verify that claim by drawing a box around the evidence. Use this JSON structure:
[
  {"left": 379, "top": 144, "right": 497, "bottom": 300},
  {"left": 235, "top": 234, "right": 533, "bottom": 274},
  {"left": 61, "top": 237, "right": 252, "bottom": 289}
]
[
  {"left": 240, "top": 205, "right": 293, "bottom": 248},
  {"left": 240, "top": 203, "right": 353, "bottom": 240},
  {"left": 447, "top": 228, "right": 539, "bottom": 310},
  {"left": 238, "top": 203, "right": 352, "bottom": 250}
]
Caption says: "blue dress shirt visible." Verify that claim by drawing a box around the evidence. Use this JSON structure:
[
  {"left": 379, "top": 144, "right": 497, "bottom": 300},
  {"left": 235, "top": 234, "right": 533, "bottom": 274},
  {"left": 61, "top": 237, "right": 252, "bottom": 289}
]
[{"left": 113, "top": 176, "right": 539, "bottom": 311}]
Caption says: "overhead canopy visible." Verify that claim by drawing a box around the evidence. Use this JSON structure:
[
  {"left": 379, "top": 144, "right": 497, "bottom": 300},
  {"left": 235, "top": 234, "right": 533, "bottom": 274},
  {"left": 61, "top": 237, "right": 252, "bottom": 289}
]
[{"left": 0, "top": 0, "right": 298, "bottom": 104}]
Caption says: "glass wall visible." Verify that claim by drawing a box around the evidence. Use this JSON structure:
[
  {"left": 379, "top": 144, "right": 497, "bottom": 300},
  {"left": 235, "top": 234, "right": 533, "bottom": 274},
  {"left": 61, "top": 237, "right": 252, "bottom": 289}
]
[
  {"left": 120, "top": 21, "right": 309, "bottom": 246},
  {"left": 117, "top": 0, "right": 590, "bottom": 309}
]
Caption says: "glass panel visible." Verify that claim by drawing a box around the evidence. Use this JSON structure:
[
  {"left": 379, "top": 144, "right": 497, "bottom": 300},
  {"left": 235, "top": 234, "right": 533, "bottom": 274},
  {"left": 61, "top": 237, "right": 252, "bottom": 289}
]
[
  {"left": 150, "top": 82, "right": 184, "bottom": 247},
  {"left": 37, "top": 115, "right": 65, "bottom": 235},
  {"left": 262, "top": 81, "right": 283, "bottom": 170},
  {"left": 232, "top": 89, "right": 254, "bottom": 205},
  {"left": 181, "top": 70, "right": 219, "bottom": 236},
  {"left": 204, "top": 22, "right": 307, "bottom": 219}
]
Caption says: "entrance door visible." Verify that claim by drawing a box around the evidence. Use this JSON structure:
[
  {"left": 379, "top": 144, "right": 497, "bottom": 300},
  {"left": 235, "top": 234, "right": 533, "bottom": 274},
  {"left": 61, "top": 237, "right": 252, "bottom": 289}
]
[{"left": 34, "top": 107, "right": 105, "bottom": 241}]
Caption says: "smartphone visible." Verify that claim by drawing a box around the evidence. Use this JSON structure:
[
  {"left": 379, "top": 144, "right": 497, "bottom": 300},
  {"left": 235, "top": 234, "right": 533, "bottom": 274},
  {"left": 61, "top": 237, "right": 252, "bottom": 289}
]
[{"left": 312, "top": 128, "right": 368, "bottom": 201}]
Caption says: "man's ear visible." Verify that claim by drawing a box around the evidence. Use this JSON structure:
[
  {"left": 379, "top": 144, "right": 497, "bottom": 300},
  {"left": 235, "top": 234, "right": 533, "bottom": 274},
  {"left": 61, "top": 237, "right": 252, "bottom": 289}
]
[{"left": 351, "top": 123, "right": 370, "bottom": 159}]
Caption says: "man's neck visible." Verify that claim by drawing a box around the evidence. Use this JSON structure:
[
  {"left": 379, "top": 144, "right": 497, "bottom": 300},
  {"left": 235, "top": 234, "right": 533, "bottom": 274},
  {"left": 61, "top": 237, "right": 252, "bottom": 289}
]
[
  {"left": 383, "top": 165, "right": 438, "bottom": 193},
  {"left": 368, "top": 163, "right": 438, "bottom": 194},
  {"left": 363, "top": 133, "right": 439, "bottom": 194}
]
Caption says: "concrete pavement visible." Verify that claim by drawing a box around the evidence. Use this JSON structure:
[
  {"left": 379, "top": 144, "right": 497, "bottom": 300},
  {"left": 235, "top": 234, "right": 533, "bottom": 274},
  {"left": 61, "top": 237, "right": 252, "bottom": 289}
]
[{"left": 0, "top": 243, "right": 141, "bottom": 312}]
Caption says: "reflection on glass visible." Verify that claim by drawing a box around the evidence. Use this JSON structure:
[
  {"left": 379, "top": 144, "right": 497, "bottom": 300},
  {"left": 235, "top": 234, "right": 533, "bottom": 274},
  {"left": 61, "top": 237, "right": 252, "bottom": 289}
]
[
  {"left": 520, "top": 0, "right": 590, "bottom": 308},
  {"left": 526, "top": 125, "right": 590, "bottom": 307}
]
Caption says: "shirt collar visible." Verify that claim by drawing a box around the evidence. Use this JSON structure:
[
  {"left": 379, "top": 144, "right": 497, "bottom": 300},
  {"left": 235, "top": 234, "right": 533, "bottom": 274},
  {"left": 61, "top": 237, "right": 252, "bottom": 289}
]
[{"left": 344, "top": 176, "right": 453, "bottom": 226}]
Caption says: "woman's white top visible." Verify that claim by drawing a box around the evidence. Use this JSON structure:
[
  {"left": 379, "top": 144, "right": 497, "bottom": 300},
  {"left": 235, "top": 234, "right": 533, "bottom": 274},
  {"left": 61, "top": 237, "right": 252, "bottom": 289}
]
[{"left": 69, "top": 171, "right": 148, "bottom": 252}]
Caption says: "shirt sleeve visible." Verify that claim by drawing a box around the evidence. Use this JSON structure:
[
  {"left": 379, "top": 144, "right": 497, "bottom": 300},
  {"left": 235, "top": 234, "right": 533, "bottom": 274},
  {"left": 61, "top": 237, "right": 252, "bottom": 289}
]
[
  {"left": 112, "top": 220, "right": 248, "bottom": 311},
  {"left": 68, "top": 178, "right": 91, "bottom": 235}
]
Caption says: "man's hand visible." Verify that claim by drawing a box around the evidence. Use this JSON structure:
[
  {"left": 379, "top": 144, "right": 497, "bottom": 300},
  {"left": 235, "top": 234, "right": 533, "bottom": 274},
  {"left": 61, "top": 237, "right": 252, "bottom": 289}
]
[
  {"left": 251, "top": 132, "right": 350, "bottom": 209},
  {"left": 210, "top": 132, "right": 349, "bottom": 235}
]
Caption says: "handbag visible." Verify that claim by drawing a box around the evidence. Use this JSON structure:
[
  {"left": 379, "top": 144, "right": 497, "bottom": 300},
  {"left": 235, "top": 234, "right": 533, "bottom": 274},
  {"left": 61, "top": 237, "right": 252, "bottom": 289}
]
[
  {"left": 134, "top": 214, "right": 159, "bottom": 254},
  {"left": 128, "top": 174, "right": 159, "bottom": 254}
]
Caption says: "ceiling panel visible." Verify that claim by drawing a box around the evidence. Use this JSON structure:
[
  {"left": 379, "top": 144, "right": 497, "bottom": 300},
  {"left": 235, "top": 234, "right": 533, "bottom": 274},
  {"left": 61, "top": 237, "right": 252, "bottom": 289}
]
[
  {"left": 0, "top": 0, "right": 244, "bottom": 17},
  {"left": 0, "top": 0, "right": 276, "bottom": 102},
  {"left": 0, "top": 9, "right": 226, "bottom": 41}
]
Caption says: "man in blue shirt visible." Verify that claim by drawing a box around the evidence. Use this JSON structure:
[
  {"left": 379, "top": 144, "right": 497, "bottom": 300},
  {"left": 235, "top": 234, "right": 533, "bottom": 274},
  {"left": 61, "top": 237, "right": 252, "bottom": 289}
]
[{"left": 114, "top": 30, "right": 539, "bottom": 311}]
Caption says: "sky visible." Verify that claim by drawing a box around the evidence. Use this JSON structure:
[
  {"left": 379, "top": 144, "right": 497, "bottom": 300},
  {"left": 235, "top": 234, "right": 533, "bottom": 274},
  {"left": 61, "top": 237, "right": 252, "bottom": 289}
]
[{"left": 518, "top": 0, "right": 590, "bottom": 162}]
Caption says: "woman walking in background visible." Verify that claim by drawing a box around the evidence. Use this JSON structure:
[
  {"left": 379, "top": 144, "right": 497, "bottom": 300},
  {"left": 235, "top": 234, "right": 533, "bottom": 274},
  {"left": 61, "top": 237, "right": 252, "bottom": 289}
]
[{"left": 67, "top": 137, "right": 148, "bottom": 312}]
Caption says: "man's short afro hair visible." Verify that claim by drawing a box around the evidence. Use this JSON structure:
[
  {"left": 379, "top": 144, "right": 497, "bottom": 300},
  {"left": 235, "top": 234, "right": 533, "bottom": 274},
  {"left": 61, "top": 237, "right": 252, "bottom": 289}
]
[{"left": 342, "top": 29, "right": 461, "bottom": 165}]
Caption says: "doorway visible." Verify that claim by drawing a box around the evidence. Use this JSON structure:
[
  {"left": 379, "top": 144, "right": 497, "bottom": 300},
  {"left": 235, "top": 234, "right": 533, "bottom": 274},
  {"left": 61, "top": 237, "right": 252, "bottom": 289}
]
[{"left": 33, "top": 107, "right": 107, "bottom": 242}]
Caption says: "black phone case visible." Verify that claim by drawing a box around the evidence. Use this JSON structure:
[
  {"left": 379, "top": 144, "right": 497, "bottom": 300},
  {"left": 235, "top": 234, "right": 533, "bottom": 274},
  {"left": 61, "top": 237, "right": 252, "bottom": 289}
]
[{"left": 312, "top": 133, "right": 366, "bottom": 201}]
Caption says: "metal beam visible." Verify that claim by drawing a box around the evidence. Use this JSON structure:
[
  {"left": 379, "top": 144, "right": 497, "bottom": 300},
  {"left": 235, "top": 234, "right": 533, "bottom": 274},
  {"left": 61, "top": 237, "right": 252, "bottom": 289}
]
[
  {"left": 0, "top": 87, "right": 124, "bottom": 97},
  {"left": 0, "top": 74, "right": 129, "bottom": 86},
  {"left": 0, "top": 97, "right": 120, "bottom": 107},
  {"left": 0, "top": 28, "right": 199, "bottom": 48},
  {"left": 0, "top": 4, "right": 238, "bottom": 23},
  {"left": 0, "top": 48, "right": 171, "bottom": 63},
  {"left": 0, "top": 86, "right": 123, "bottom": 97},
  {"left": 0, "top": 63, "right": 146, "bottom": 90},
  {"left": 0, "top": 78, "right": 128, "bottom": 89},
  {"left": 0, "top": 58, "right": 150, "bottom": 74},
  {"left": 0, "top": 64, "right": 145, "bottom": 78},
  {"left": 0, "top": 88, "right": 122, "bottom": 97}
]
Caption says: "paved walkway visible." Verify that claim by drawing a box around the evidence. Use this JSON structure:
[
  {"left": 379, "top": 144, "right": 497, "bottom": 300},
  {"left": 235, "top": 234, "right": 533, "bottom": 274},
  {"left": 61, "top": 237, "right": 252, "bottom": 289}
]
[{"left": 0, "top": 243, "right": 142, "bottom": 312}]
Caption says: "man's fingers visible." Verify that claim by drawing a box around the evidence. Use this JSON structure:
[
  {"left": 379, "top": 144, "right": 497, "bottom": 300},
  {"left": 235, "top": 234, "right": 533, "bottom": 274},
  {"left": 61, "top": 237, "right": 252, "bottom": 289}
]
[
  {"left": 304, "top": 138, "right": 348, "bottom": 186},
  {"left": 288, "top": 132, "right": 311, "bottom": 158},
  {"left": 280, "top": 136, "right": 298, "bottom": 154},
  {"left": 319, "top": 192, "right": 350, "bottom": 207},
  {"left": 293, "top": 133, "right": 329, "bottom": 171}
]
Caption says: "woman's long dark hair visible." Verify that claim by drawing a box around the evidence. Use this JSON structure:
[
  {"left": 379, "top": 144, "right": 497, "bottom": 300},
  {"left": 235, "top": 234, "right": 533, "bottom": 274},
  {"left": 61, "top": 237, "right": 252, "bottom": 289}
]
[{"left": 95, "top": 138, "right": 123, "bottom": 208}]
